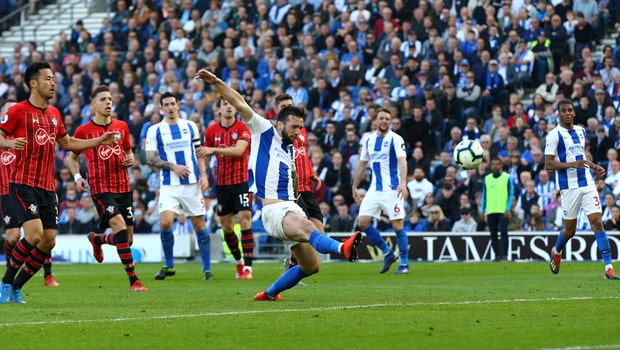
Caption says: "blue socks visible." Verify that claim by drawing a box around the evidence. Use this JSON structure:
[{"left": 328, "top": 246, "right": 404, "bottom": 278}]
[
  {"left": 196, "top": 230, "right": 212, "bottom": 272},
  {"left": 595, "top": 231, "right": 613, "bottom": 265},
  {"left": 554, "top": 230, "right": 567, "bottom": 254},
  {"left": 160, "top": 230, "right": 175, "bottom": 268},
  {"left": 365, "top": 225, "right": 390, "bottom": 254},
  {"left": 395, "top": 228, "right": 408, "bottom": 266},
  {"left": 308, "top": 230, "right": 340, "bottom": 254},
  {"left": 267, "top": 265, "right": 308, "bottom": 297}
]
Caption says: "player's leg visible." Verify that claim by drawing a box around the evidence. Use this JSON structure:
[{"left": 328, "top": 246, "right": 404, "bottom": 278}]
[
  {"left": 104, "top": 210, "right": 148, "bottom": 290},
  {"left": 155, "top": 210, "right": 177, "bottom": 280},
  {"left": 550, "top": 189, "right": 580, "bottom": 274},
  {"left": 3, "top": 227, "right": 20, "bottom": 268},
  {"left": 588, "top": 212, "right": 618, "bottom": 280},
  {"left": 238, "top": 209, "right": 254, "bottom": 279},
  {"left": 190, "top": 214, "right": 213, "bottom": 280},
  {"left": 42, "top": 253, "right": 59, "bottom": 287},
  {"left": 220, "top": 213, "right": 244, "bottom": 276},
  {"left": 260, "top": 243, "right": 319, "bottom": 300},
  {"left": 391, "top": 218, "right": 410, "bottom": 274}
]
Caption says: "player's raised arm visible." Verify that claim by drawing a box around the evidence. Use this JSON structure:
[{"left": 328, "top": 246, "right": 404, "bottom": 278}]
[{"left": 195, "top": 69, "right": 254, "bottom": 122}]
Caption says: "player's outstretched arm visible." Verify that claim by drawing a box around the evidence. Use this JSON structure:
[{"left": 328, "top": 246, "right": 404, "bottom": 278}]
[
  {"left": 58, "top": 132, "right": 118, "bottom": 152},
  {"left": 195, "top": 69, "right": 254, "bottom": 122}
]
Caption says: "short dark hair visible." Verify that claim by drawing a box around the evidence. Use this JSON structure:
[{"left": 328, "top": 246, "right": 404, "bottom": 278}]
[
  {"left": 275, "top": 93, "right": 293, "bottom": 106},
  {"left": 24, "top": 61, "right": 52, "bottom": 90},
  {"left": 90, "top": 85, "right": 110, "bottom": 101},
  {"left": 160, "top": 92, "right": 179, "bottom": 105},
  {"left": 557, "top": 98, "right": 573, "bottom": 110},
  {"left": 277, "top": 105, "right": 304, "bottom": 123}
]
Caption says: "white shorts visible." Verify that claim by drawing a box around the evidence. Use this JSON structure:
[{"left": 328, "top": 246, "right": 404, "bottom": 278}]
[
  {"left": 561, "top": 185, "right": 602, "bottom": 220},
  {"left": 158, "top": 183, "right": 205, "bottom": 217},
  {"left": 358, "top": 189, "right": 405, "bottom": 220},
  {"left": 261, "top": 201, "right": 307, "bottom": 246}
]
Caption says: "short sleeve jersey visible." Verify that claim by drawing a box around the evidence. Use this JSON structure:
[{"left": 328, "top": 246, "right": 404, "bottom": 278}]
[
  {"left": 544, "top": 125, "right": 594, "bottom": 190},
  {"left": 204, "top": 118, "right": 251, "bottom": 186},
  {"left": 0, "top": 100, "right": 67, "bottom": 191},
  {"left": 360, "top": 130, "right": 407, "bottom": 192},
  {"left": 145, "top": 119, "right": 201, "bottom": 186},
  {"left": 73, "top": 119, "right": 132, "bottom": 194},
  {"left": 245, "top": 112, "right": 295, "bottom": 200}
]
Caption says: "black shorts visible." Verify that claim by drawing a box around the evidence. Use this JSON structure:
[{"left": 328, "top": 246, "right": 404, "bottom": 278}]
[
  {"left": 1, "top": 194, "right": 19, "bottom": 229},
  {"left": 91, "top": 192, "right": 134, "bottom": 229},
  {"left": 216, "top": 183, "right": 252, "bottom": 216},
  {"left": 297, "top": 191, "right": 322, "bottom": 222},
  {"left": 10, "top": 183, "right": 58, "bottom": 230}
]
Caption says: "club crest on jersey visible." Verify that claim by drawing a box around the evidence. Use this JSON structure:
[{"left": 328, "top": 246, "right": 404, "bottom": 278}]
[
  {"left": 28, "top": 204, "right": 38, "bottom": 215},
  {"left": 232, "top": 132, "right": 238, "bottom": 140},
  {"left": 51, "top": 118, "right": 58, "bottom": 127},
  {"left": 106, "top": 206, "right": 115, "bottom": 214},
  {"left": 1, "top": 151, "right": 15, "bottom": 165},
  {"left": 0, "top": 114, "right": 7, "bottom": 124},
  {"left": 3, "top": 215, "right": 10, "bottom": 224}
]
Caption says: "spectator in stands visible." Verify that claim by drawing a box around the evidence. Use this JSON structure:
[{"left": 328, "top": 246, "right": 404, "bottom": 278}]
[
  {"left": 329, "top": 204, "right": 355, "bottom": 233},
  {"left": 452, "top": 207, "right": 477, "bottom": 232},
  {"left": 602, "top": 192, "right": 616, "bottom": 222},
  {"left": 604, "top": 205, "right": 620, "bottom": 230},
  {"left": 591, "top": 125, "right": 614, "bottom": 163},
  {"left": 426, "top": 205, "right": 452, "bottom": 231}
]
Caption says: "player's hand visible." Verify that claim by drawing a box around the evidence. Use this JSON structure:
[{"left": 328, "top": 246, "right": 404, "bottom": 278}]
[
  {"left": 595, "top": 164, "right": 606, "bottom": 177},
  {"left": 122, "top": 152, "right": 134, "bottom": 167},
  {"left": 195, "top": 69, "right": 217, "bottom": 84},
  {"left": 352, "top": 186, "right": 362, "bottom": 204},
  {"left": 196, "top": 147, "right": 214, "bottom": 158},
  {"left": 76, "top": 178, "right": 90, "bottom": 192},
  {"left": 172, "top": 164, "right": 191, "bottom": 179},
  {"left": 199, "top": 174, "right": 209, "bottom": 192},
  {"left": 503, "top": 210, "right": 512, "bottom": 220},
  {"left": 310, "top": 174, "right": 321, "bottom": 190},
  {"left": 11, "top": 137, "right": 27, "bottom": 150},
  {"left": 99, "top": 132, "right": 120, "bottom": 145},
  {"left": 397, "top": 183, "right": 408, "bottom": 201},
  {"left": 573, "top": 160, "right": 589, "bottom": 169}
]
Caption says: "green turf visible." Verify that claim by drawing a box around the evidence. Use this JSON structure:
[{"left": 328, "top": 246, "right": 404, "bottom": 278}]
[{"left": 0, "top": 261, "right": 618, "bottom": 350}]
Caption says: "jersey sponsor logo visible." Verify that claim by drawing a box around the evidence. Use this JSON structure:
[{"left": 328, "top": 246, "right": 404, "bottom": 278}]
[
  {"left": 98, "top": 144, "right": 122, "bottom": 160},
  {"left": 34, "top": 128, "right": 56, "bottom": 145},
  {"left": 28, "top": 203, "right": 38, "bottom": 215},
  {"left": 1, "top": 151, "right": 15, "bottom": 165},
  {"left": 293, "top": 145, "right": 306, "bottom": 159},
  {"left": 370, "top": 153, "right": 388, "bottom": 160}
]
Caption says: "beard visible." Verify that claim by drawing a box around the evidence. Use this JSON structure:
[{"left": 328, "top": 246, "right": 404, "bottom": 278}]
[{"left": 281, "top": 130, "right": 297, "bottom": 145}]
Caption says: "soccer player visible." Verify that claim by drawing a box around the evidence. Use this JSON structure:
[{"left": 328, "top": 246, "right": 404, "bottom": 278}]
[
  {"left": 275, "top": 94, "right": 324, "bottom": 276},
  {"left": 546, "top": 99, "right": 618, "bottom": 280},
  {"left": 351, "top": 108, "right": 410, "bottom": 274},
  {"left": 198, "top": 97, "right": 254, "bottom": 279},
  {"left": 196, "top": 68, "right": 362, "bottom": 300},
  {"left": 0, "top": 99, "right": 59, "bottom": 287},
  {"left": 146, "top": 92, "right": 213, "bottom": 281},
  {"left": 66, "top": 85, "right": 148, "bottom": 292},
  {"left": 0, "top": 62, "right": 118, "bottom": 304}
]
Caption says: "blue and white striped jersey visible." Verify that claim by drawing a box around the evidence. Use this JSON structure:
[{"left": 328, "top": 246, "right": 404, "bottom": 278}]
[
  {"left": 145, "top": 119, "right": 201, "bottom": 186},
  {"left": 246, "top": 112, "right": 295, "bottom": 200},
  {"left": 360, "top": 130, "right": 407, "bottom": 192},
  {"left": 545, "top": 125, "right": 594, "bottom": 190}
]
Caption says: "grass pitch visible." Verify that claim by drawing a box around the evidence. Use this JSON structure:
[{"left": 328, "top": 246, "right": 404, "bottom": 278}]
[{"left": 0, "top": 261, "right": 618, "bottom": 350}]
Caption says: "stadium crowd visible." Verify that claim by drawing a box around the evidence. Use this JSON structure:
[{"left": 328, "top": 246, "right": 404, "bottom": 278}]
[{"left": 0, "top": 0, "right": 619, "bottom": 238}]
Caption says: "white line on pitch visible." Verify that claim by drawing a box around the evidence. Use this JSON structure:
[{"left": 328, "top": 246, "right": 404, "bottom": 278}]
[{"left": 0, "top": 295, "right": 618, "bottom": 328}]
